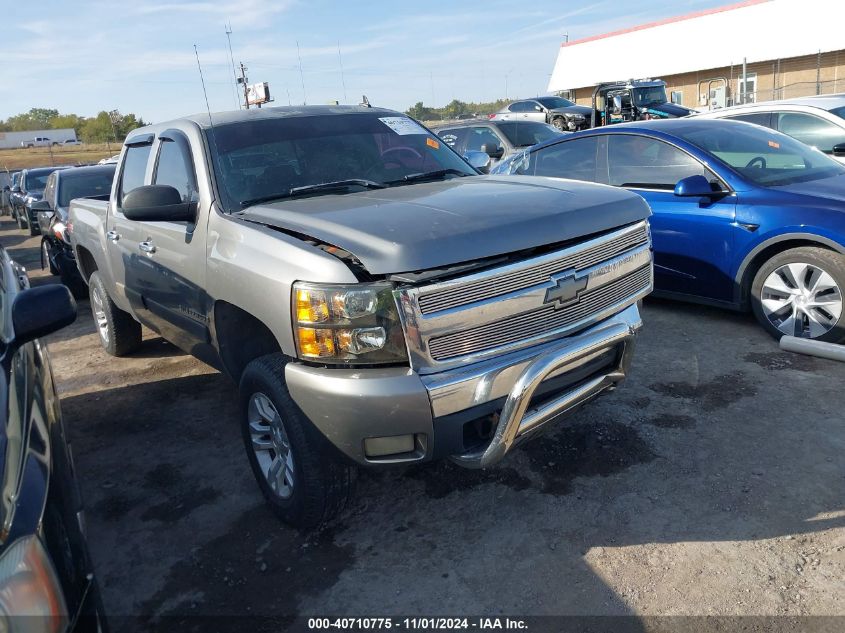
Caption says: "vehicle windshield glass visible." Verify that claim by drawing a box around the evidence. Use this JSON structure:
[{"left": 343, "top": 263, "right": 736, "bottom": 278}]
[
  {"left": 496, "top": 122, "right": 562, "bottom": 147},
  {"left": 535, "top": 97, "right": 575, "bottom": 109},
  {"left": 829, "top": 105, "right": 845, "bottom": 120},
  {"left": 670, "top": 122, "right": 845, "bottom": 186},
  {"left": 58, "top": 170, "right": 115, "bottom": 207},
  {"left": 209, "top": 112, "right": 476, "bottom": 211},
  {"left": 633, "top": 86, "right": 668, "bottom": 106},
  {"left": 24, "top": 173, "right": 50, "bottom": 190}
]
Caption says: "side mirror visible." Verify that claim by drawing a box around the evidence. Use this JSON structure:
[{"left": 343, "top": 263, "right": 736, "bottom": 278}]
[
  {"left": 612, "top": 95, "right": 623, "bottom": 114},
  {"left": 30, "top": 199, "right": 51, "bottom": 212},
  {"left": 12, "top": 285, "right": 77, "bottom": 346},
  {"left": 534, "top": 105, "right": 543, "bottom": 112},
  {"left": 832, "top": 143, "right": 845, "bottom": 157},
  {"left": 674, "top": 174, "right": 715, "bottom": 197},
  {"left": 11, "top": 186, "right": 20, "bottom": 194},
  {"left": 464, "top": 150, "right": 492, "bottom": 174},
  {"left": 480, "top": 143, "right": 505, "bottom": 159},
  {"left": 122, "top": 185, "right": 196, "bottom": 222}
]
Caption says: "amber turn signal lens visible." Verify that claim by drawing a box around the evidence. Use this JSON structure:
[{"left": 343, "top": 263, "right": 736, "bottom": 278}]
[
  {"left": 297, "top": 327, "right": 335, "bottom": 357},
  {"left": 295, "top": 288, "right": 329, "bottom": 323}
]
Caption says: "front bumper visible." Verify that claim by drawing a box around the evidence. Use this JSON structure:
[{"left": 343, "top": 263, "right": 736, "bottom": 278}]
[{"left": 285, "top": 304, "right": 642, "bottom": 468}]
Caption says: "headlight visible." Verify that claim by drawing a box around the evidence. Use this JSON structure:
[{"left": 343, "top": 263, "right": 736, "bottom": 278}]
[
  {"left": 292, "top": 281, "right": 407, "bottom": 364},
  {"left": 52, "top": 221, "right": 68, "bottom": 243},
  {"left": 0, "top": 536, "right": 68, "bottom": 633}
]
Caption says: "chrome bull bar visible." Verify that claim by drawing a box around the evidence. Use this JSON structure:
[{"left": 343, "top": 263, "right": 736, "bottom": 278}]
[{"left": 449, "top": 319, "right": 636, "bottom": 469}]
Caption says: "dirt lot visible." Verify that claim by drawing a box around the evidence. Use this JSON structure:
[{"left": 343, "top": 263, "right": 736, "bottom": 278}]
[
  {"left": 1, "top": 143, "right": 116, "bottom": 170},
  {"left": 2, "top": 218, "right": 843, "bottom": 630}
]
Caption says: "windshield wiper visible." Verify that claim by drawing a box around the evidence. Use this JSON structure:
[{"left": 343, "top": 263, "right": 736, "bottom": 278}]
[
  {"left": 240, "top": 179, "right": 386, "bottom": 208},
  {"left": 385, "top": 169, "right": 471, "bottom": 185}
]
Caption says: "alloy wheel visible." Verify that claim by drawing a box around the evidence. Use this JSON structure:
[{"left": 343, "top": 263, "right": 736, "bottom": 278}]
[
  {"left": 248, "top": 392, "right": 295, "bottom": 499},
  {"left": 90, "top": 286, "right": 110, "bottom": 345},
  {"left": 760, "top": 262, "right": 842, "bottom": 338}
]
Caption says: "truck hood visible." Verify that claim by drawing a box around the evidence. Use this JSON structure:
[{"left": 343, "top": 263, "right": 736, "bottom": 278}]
[
  {"left": 238, "top": 176, "right": 651, "bottom": 275},
  {"left": 646, "top": 102, "right": 695, "bottom": 118}
]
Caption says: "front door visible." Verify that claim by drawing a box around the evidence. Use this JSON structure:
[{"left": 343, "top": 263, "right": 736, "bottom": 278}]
[{"left": 606, "top": 134, "right": 738, "bottom": 302}]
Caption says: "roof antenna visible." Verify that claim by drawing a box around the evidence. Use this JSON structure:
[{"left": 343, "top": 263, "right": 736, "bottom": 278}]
[
  {"left": 194, "top": 44, "right": 215, "bottom": 128},
  {"left": 359, "top": 95, "right": 371, "bottom": 108}
]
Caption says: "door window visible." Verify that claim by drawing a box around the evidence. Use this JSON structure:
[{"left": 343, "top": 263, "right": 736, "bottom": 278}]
[
  {"left": 154, "top": 139, "right": 198, "bottom": 203},
  {"left": 463, "top": 127, "right": 504, "bottom": 153},
  {"left": 726, "top": 112, "right": 773, "bottom": 128},
  {"left": 531, "top": 136, "right": 600, "bottom": 182},
  {"left": 436, "top": 127, "right": 469, "bottom": 151},
  {"left": 119, "top": 144, "right": 152, "bottom": 205},
  {"left": 608, "top": 135, "right": 713, "bottom": 189},
  {"left": 508, "top": 101, "right": 534, "bottom": 113},
  {"left": 776, "top": 112, "right": 845, "bottom": 154}
]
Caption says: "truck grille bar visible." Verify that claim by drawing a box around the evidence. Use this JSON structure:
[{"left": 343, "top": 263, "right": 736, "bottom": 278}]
[
  {"left": 428, "top": 265, "right": 651, "bottom": 361},
  {"left": 417, "top": 222, "right": 649, "bottom": 315}
]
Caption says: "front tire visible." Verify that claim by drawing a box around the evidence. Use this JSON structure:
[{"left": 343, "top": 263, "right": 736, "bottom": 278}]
[
  {"left": 88, "top": 271, "right": 142, "bottom": 355},
  {"left": 239, "top": 353, "right": 357, "bottom": 529},
  {"left": 751, "top": 246, "right": 845, "bottom": 342},
  {"left": 42, "top": 240, "right": 59, "bottom": 275},
  {"left": 15, "top": 209, "right": 25, "bottom": 230},
  {"left": 552, "top": 117, "right": 566, "bottom": 131},
  {"left": 28, "top": 215, "right": 40, "bottom": 236}
]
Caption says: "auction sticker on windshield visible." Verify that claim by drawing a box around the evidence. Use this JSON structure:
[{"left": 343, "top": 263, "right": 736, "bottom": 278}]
[{"left": 379, "top": 117, "right": 427, "bottom": 135}]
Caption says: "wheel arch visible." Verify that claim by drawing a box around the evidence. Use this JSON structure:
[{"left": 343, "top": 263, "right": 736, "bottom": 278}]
[
  {"left": 74, "top": 245, "right": 99, "bottom": 282},
  {"left": 734, "top": 233, "right": 845, "bottom": 309},
  {"left": 213, "top": 301, "right": 284, "bottom": 381}
]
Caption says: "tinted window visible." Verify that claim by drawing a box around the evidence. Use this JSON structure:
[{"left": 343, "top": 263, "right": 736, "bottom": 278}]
[
  {"left": 22, "top": 172, "right": 51, "bottom": 191},
  {"left": 463, "top": 127, "right": 504, "bottom": 152},
  {"left": 608, "top": 135, "right": 710, "bottom": 189},
  {"left": 508, "top": 102, "right": 535, "bottom": 113},
  {"left": 120, "top": 144, "right": 152, "bottom": 204},
  {"left": 436, "top": 127, "right": 469, "bottom": 150},
  {"left": 726, "top": 112, "right": 773, "bottom": 128},
  {"left": 776, "top": 112, "right": 845, "bottom": 153},
  {"left": 154, "top": 140, "right": 198, "bottom": 203},
  {"left": 669, "top": 121, "right": 845, "bottom": 186},
  {"left": 532, "top": 136, "right": 599, "bottom": 182},
  {"left": 535, "top": 97, "right": 575, "bottom": 109},
  {"left": 43, "top": 173, "right": 57, "bottom": 206},
  {"left": 496, "top": 122, "right": 561, "bottom": 148},
  {"left": 58, "top": 170, "right": 116, "bottom": 207},
  {"left": 830, "top": 105, "right": 845, "bottom": 121}
]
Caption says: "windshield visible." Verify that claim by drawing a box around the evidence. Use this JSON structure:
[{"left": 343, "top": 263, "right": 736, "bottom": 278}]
[
  {"left": 633, "top": 86, "right": 668, "bottom": 106},
  {"left": 209, "top": 112, "right": 476, "bottom": 211},
  {"left": 58, "top": 170, "right": 115, "bottom": 207},
  {"left": 496, "top": 121, "right": 562, "bottom": 147},
  {"left": 536, "top": 96, "right": 575, "bottom": 110},
  {"left": 670, "top": 121, "right": 845, "bottom": 186}
]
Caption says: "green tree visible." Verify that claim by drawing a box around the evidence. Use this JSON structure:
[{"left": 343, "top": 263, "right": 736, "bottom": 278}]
[
  {"left": 6, "top": 107, "right": 60, "bottom": 131},
  {"left": 50, "top": 114, "right": 84, "bottom": 135},
  {"left": 78, "top": 112, "right": 116, "bottom": 143}
]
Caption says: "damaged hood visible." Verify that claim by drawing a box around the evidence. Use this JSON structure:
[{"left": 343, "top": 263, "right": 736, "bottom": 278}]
[{"left": 237, "top": 175, "right": 651, "bottom": 275}]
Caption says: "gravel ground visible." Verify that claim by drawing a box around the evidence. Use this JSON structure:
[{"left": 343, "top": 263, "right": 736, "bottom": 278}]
[{"left": 3, "top": 218, "right": 843, "bottom": 630}]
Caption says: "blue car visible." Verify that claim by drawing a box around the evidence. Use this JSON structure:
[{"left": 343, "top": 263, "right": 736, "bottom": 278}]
[{"left": 492, "top": 119, "right": 845, "bottom": 342}]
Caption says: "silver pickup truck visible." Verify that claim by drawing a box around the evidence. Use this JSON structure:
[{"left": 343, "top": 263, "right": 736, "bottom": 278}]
[{"left": 69, "top": 105, "right": 653, "bottom": 527}]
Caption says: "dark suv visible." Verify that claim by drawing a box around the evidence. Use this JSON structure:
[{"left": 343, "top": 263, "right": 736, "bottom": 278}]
[
  {"left": 433, "top": 119, "right": 562, "bottom": 167},
  {"left": 12, "top": 167, "right": 71, "bottom": 235}
]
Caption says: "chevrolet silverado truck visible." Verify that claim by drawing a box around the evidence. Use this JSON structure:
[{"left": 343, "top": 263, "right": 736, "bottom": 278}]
[{"left": 69, "top": 105, "right": 653, "bottom": 527}]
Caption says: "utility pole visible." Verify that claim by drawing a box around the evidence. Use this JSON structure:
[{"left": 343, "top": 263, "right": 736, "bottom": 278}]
[{"left": 239, "top": 62, "right": 250, "bottom": 109}]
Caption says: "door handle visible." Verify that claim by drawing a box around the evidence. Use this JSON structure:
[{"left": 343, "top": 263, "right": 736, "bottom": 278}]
[
  {"left": 106, "top": 230, "right": 120, "bottom": 242},
  {"left": 139, "top": 241, "right": 156, "bottom": 254}
]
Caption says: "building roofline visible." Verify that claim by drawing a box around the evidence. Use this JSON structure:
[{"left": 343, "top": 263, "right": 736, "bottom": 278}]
[{"left": 561, "top": 0, "right": 770, "bottom": 48}]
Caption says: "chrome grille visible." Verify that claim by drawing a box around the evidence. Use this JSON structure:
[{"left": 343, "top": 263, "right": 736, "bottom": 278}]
[
  {"left": 427, "top": 265, "right": 651, "bottom": 361},
  {"left": 417, "top": 222, "right": 649, "bottom": 315}
]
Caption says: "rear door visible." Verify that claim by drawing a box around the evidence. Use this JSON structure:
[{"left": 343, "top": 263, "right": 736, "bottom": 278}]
[
  {"left": 773, "top": 111, "right": 845, "bottom": 157},
  {"left": 124, "top": 129, "right": 209, "bottom": 352}
]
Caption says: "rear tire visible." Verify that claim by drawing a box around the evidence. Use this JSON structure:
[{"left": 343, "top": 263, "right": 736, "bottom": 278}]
[
  {"left": 88, "top": 271, "right": 142, "bottom": 356},
  {"left": 750, "top": 246, "right": 845, "bottom": 343},
  {"left": 239, "top": 353, "right": 357, "bottom": 529}
]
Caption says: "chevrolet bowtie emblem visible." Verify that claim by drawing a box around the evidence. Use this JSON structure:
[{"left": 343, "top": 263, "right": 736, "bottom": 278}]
[{"left": 544, "top": 273, "right": 588, "bottom": 309}]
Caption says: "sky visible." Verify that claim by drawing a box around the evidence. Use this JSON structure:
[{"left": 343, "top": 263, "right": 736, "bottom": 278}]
[{"left": 1, "top": 0, "right": 734, "bottom": 123}]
